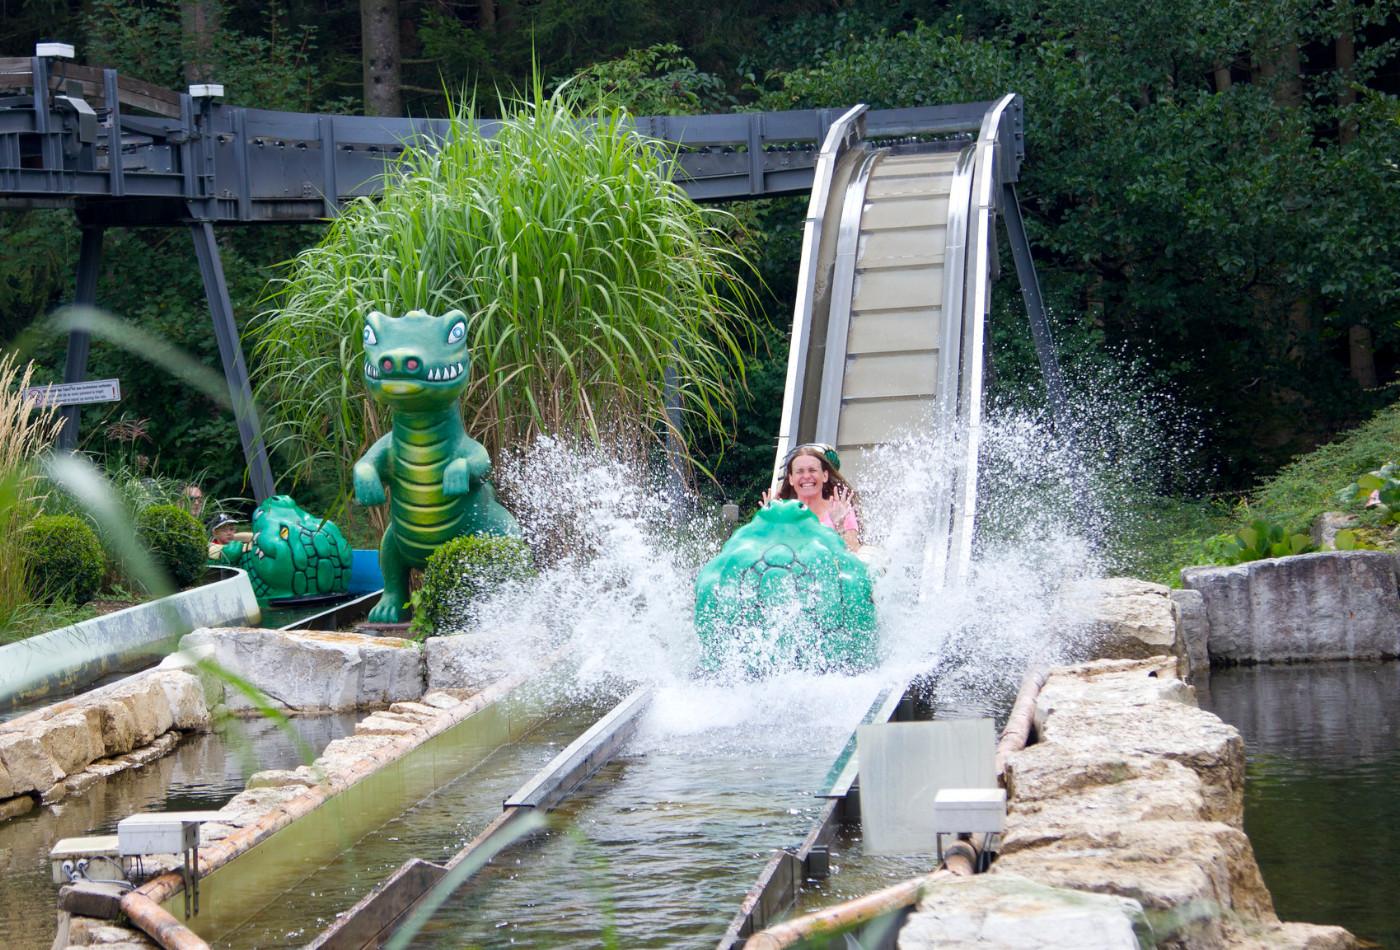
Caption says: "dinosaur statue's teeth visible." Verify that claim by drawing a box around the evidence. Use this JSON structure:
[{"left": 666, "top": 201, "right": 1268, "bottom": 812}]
[{"left": 429, "top": 367, "right": 438, "bottom": 380}]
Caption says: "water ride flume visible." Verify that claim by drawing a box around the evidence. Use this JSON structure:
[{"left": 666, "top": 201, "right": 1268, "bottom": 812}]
[{"left": 694, "top": 498, "right": 877, "bottom": 676}]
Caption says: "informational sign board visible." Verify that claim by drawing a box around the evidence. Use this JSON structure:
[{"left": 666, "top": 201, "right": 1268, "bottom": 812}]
[{"left": 22, "top": 378, "right": 121, "bottom": 408}]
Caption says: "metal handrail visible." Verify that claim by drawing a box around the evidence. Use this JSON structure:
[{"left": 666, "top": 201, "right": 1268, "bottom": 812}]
[{"left": 943, "top": 93, "right": 1020, "bottom": 588}]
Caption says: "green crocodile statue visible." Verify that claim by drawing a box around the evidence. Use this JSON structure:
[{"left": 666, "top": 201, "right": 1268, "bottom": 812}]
[
  {"left": 355, "top": 308, "right": 521, "bottom": 623},
  {"left": 694, "top": 499, "right": 877, "bottom": 676},
  {"left": 213, "top": 495, "right": 353, "bottom": 602}
]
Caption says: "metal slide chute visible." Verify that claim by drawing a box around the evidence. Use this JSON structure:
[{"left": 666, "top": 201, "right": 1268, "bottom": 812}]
[{"left": 771, "top": 93, "right": 1027, "bottom": 593}]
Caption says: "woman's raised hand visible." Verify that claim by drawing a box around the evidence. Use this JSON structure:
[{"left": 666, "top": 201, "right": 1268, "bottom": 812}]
[
  {"left": 828, "top": 484, "right": 853, "bottom": 525},
  {"left": 761, "top": 489, "right": 772, "bottom": 507}
]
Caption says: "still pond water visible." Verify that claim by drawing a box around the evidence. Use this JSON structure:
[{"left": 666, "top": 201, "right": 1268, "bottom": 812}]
[{"left": 1201, "top": 661, "right": 1400, "bottom": 949}]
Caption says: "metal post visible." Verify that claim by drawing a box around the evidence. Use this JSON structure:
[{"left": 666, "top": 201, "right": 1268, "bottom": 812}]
[
  {"left": 57, "top": 225, "right": 104, "bottom": 450},
  {"left": 189, "top": 220, "right": 276, "bottom": 500},
  {"left": 663, "top": 365, "right": 685, "bottom": 506},
  {"left": 1001, "top": 182, "right": 1068, "bottom": 425}
]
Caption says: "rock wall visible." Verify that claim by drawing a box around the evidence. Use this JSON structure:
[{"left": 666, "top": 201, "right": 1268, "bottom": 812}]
[
  {"left": 1181, "top": 551, "right": 1400, "bottom": 665},
  {"left": 901, "top": 657, "right": 1357, "bottom": 949},
  {"left": 0, "top": 669, "right": 208, "bottom": 822},
  {"left": 180, "top": 627, "right": 425, "bottom": 714}
]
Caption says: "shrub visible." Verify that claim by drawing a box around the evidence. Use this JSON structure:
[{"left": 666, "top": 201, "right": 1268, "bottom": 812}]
[
  {"left": 135, "top": 503, "right": 207, "bottom": 589},
  {"left": 412, "top": 535, "right": 534, "bottom": 637},
  {"left": 21, "top": 515, "right": 105, "bottom": 605}
]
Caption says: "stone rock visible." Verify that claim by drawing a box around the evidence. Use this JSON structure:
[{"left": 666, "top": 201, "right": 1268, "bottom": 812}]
[
  {"left": 388, "top": 701, "right": 441, "bottom": 721},
  {"left": 94, "top": 699, "right": 139, "bottom": 757},
  {"left": 1070, "top": 578, "right": 1185, "bottom": 667},
  {"left": 217, "top": 785, "right": 308, "bottom": 827},
  {"left": 179, "top": 627, "right": 425, "bottom": 713},
  {"left": 420, "top": 691, "right": 464, "bottom": 710},
  {"left": 0, "top": 794, "right": 34, "bottom": 820},
  {"left": 898, "top": 874, "right": 1149, "bottom": 949},
  {"left": 992, "top": 820, "right": 1275, "bottom": 948},
  {"left": 39, "top": 712, "right": 105, "bottom": 776},
  {"left": 62, "top": 915, "right": 155, "bottom": 947},
  {"left": 1181, "top": 551, "right": 1400, "bottom": 663},
  {"left": 146, "top": 670, "right": 209, "bottom": 731},
  {"left": 355, "top": 715, "right": 419, "bottom": 737},
  {"left": 0, "top": 730, "right": 63, "bottom": 794},
  {"left": 0, "top": 752, "right": 13, "bottom": 799},
  {"left": 1004, "top": 743, "right": 1203, "bottom": 808},
  {"left": 1310, "top": 512, "right": 1356, "bottom": 551},
  {"left": 1033, "top": 661, "right": 1195, "bottom": 735},
  {"left": 1224, "top": 920, "right": 1358, "bottom": 949},
  {"left": 247, "top": 768, "right": 319, "bottom": 789},
  {"left": 1011, "top": 771, "right": 1209, "bottom": 827},
  {"left": 1036, "top": 703, "right": 1245, "bottom": 827},
  {"left": 107, "top": 677, "right": 173, "bottom": 748},
  {"left": 1170, "top": 588, "right": 1210, "bottom": 678},
  {"left": 122, "top": 731, "right": 182, "bottom": 769}
]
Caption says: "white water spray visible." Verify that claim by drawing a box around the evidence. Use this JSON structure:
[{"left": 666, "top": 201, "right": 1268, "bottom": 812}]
[{"left": 430, "top": 405, "right": 1115, "bottom": 745}]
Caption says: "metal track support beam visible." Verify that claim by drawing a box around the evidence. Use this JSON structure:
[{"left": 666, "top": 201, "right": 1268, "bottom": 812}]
[
  {"left": 189, "top": 220, "right": 276, "bottom": 501},
  {"left": 57, "top": 225, "right": 104, "bottom": 450},
  {"left": 1001, "top": 182, "right": 1068, "bottom": 426}
]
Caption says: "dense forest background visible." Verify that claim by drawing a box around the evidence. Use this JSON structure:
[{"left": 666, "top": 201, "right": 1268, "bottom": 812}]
[{"left": 3, "top": 0, "right": 1399, "bottom": 508}]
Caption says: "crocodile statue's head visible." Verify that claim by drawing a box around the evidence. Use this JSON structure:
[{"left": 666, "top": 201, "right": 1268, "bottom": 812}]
[{"left": 361, "top": 308, "right": 471, "bottom": 411}]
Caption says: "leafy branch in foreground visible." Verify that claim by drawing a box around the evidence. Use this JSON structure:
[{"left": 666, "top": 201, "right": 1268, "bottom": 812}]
[{"left": 253, "top": 82, "right": 759, "bottom": 510}]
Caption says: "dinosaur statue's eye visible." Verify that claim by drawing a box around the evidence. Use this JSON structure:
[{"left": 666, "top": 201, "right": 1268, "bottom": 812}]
[
  {"left": 363, "top": 325, "right": 377, "bottom": 346},
  {"left": 447, "top": 321, "right": 466, "bottom": 344}
]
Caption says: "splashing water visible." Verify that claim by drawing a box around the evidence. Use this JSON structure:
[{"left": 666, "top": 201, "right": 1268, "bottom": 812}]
[{"left": 428, "top": 407, "right": 1113, "bottom": 737}]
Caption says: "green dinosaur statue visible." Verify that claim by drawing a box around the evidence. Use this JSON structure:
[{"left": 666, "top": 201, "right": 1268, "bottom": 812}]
[
  {"left": 355, "top": 308, "right": 521, "bottom": 623},
  {"left": 213, "top": 495, "right": 353, "bottom": 602},
  {"left": 694, "top": 499, "right": 876, "bottom": 676}
]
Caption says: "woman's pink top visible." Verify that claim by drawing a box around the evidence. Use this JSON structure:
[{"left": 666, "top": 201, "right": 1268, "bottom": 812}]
[{"left": 818, "top": 508, "right": 859, "bottom": 534}]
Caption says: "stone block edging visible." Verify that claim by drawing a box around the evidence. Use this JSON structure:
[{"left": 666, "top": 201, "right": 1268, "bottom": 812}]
[
  {"left": 1181, "top": 550, "right": 1400, "bottom": 665},
  {"left": 0, "top": 668, "right": 209, "bottom": 822}
]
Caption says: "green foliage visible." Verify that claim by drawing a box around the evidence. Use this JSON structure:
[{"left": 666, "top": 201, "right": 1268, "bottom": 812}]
[
  {"left": 561, "top": 44, "right": 729, "bottom": 114},
  {"left": 254, "top": 85, "right": 757, "bottom": 504},
  {"left": 759, "top": 11, "right": 1400, "bottom": 486},
  {"left": 1222, "top": 519, "right": 1315, "bottom": 565},
  {"left": 21, "top": 514, "right": 106, "bottom": 605},
  {"left": 412, "top": 535, "right": 535, "bottom": 637},
  {"left": 1338, "top": 462, "right": 1400, "bottom": 524},
  {"left": 135, "top": 503, "right": 207, "bottom": 589},
  {"left": 82, "top": 0, "right": 323, "bottom": 113}
]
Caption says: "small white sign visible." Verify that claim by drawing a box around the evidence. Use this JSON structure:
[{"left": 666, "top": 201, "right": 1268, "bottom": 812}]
[{"left": 23, "top": 378, "right": 121, "bottom": 407}]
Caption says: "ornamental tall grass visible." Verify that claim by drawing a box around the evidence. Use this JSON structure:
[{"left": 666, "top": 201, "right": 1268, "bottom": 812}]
[
  {"left": 253, "top": 86, "right": 757, "bottom": 511},
  {"left": 0, "top": 355, "right": 64, "bottom": 629}
]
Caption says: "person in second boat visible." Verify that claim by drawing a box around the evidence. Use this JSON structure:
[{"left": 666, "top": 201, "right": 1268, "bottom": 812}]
[{"left": 763, "top": 443, "right": 860, "bottom": 551}]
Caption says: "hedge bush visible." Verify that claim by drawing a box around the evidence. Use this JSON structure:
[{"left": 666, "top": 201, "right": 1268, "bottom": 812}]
[
  {"left": 21, "top": 514, "right": 105, "bottom": 605},
  {"left": 136, "top": 503, "right": 207, "bottom": 589},
  {"left": 412, "top": 535, "right": 534, "bottom": 637}
]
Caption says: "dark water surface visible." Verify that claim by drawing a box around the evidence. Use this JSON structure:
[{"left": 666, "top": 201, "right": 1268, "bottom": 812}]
[{"left": 1200, "top": 661, "right": 1400, "bottom": 949}]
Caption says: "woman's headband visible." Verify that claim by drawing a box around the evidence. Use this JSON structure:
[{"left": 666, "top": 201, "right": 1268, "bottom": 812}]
[{"left": 784, "top": 442, "right": 841, "bottom": 471}]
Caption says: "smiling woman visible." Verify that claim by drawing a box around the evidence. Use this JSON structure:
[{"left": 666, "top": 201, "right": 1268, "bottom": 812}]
[{"left": 769, "top": 444, "right": 860, "bottom": 551}]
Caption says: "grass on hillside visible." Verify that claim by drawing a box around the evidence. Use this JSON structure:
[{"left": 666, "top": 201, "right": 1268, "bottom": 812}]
[{"left": 1120, "top": 395, "right": 1400, "bottom": 586}]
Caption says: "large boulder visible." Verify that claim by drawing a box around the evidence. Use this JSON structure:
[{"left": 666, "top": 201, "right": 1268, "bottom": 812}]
[
  {"left": 1069, "top": 578, "right": 1185, "bottom": 669},
  {"left": 179, "top": 627, "right": 425, "bottom": 714},
  {"left": 1170, "top": 588, "right": 1209, "bottom": 677},
  {"left": 992, "top": 820, "right": 1274, "bottom": 948},
  {"left": 0, "top": 731, "right": 62, "bottom": 795},
  {"left": 1181, "top": 551, "right": 1400, "bottom": 663},
  {"left": 898, "top": 874, "right": 1149, "bottom": 949}
]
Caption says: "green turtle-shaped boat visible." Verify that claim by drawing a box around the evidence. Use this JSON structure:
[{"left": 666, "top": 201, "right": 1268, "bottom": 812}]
[
  {"left": 213, "top": 495, "right": 353, "bottom": 603},
  {"left": 694, "top": 499, "right": 877, "bottom": 676}
]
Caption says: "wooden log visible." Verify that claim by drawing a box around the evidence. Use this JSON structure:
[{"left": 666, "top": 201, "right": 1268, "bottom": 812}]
[
  {"left": 995, "top": 666, "right": 1048, "bottom": 777},
  {"left": 119, "top": 891, "right": 209, "bottom": 950},
  {"left": 744, "top": 870, "right": 955, "bottom": 950}
]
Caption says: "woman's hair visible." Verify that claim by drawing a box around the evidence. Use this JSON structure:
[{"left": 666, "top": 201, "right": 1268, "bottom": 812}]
[{"left": 777, "top": 446, "right": 857, "bottom": 502}]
